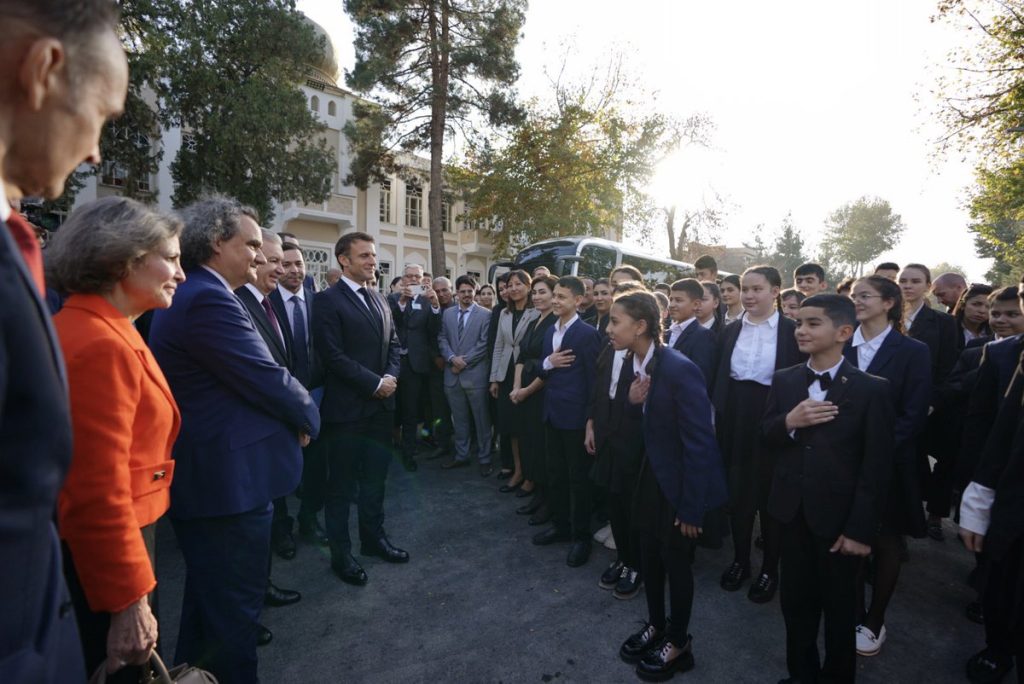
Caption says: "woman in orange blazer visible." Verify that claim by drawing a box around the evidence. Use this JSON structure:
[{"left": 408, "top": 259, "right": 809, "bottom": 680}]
[{"left": 47, "top": 197, "right": 184, "bottom": 681}]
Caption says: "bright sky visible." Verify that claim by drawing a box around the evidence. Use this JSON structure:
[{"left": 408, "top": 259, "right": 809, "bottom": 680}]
[{"left": 298, "top": 0, "right": 990, "bottom": 280}]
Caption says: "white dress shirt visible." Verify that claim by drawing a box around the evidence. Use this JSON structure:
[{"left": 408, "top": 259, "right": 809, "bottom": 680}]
[
  {"left": 201, "top": 265, "right": 233, "bottom": 292},
  {"left": 244, "top": 283, "right": 285, "bottom": 347},
  {"left": 633, "top": 341, "right": 655, "bottom": 379},
  {"left": 0, "top": 197, "right": 10, "bottom": 222},
  {"left": 851, "top": 324, "right": 892, "bottom": 371},
  {"left": 339, "top": 275, "right": 393, "bottom": 391},
  {"left": 278, "top": 284, "right": 308, "bottom": 341},
  {"left": 667, "top": 317, "right": 697, "bottom": 348},
  {"left": 609, "top": 349, "right": 628, "bottom": 398},
  {"left": 543, "top": 314, "right": 580, "bottom": 370},
  {"left": 805, "top": 358, "right": 844, "bottom": 401},
  {"left": 700, "top": 317, "right": 716, "bottom": 330},
  {"left": 904, "top": 300, "right": 925, "bottom": 329},
  {"left": 730, "top": 311, "right": 780, "bottom": 386}
]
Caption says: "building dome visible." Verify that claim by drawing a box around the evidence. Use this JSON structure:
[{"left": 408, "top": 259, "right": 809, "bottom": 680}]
[{"left": 303, "top": 15, "right": 340, "bottom": 86}]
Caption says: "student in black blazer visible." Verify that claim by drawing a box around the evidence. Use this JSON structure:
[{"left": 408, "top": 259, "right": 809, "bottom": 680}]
[
  {"left": 711, "top": 266, "right": 805, "bottom": 603},
  {"left": 592, "top": 278, "right": 613, "bottom": 343},
  {"left": 844, "top": 276, "right": 931, "bottom": 657},
  {"left": 611, "top": 291, "right": 728, "bottom": 681},
  {"left": 952, "top": 283, "right": 994, "bottom": 349},
  {"left": 899, "top": 264, "right": 961, "bottom": 537},
  {"left": 666, "top": 279, "right": 716, "bottom": 388},
  {"left": 696, "top": 280, "right": 723, "bottom": 337},
  {"left": 312, "top": 233, "right": 407, "bottom": 587},
  {"left": 763, "top": 294, "right": 894, "bottom": 684}
]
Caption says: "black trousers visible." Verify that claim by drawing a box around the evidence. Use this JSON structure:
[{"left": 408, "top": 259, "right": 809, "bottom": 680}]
[
  {"left": 545, "top": 423, "right": 593, "bottom": 541},
  {"left": 640, "top": 531, "right": 696, "bottom": 643},
  {"left": 427, "top": 367, "right": 453, "bottom": 448},
  {"left": 323, "top": 411, "right": 393, "bottom": 561},
  {"left": 983, "top": 537, "right": 1024, "bottom": 672},
  {"left": 608, "top": 488, "right": 638, "bottom": 569},
  {"left": 297, "top": 436, "right": 328, "bottom": 526},
  {"left": 397, "top": 357, "right": 429, "bottom": 456},
  {"left": 780, "top": 511, "right": 859, "bottom": 684},
  {"left": 63, "top": 524, "right": 158, "bottom": 683}
]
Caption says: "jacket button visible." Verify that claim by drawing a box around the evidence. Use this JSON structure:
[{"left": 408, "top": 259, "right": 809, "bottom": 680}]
[
  {"left": 59, "top": 601, "right": 73, "bottom": 618},
  {"left": 152, "top": 470, "right": 166, "bottom": 480}
]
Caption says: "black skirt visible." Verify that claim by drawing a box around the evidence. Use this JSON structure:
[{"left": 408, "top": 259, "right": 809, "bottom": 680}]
[
  {"left": 719, "top": 379, "right": 773, "bottom": 504},
  {"left": 496, "top": 358, "right": 525, "bottom": 437},
  {"left": 519, "top": 387, "right": 546, "bottom": 482}
]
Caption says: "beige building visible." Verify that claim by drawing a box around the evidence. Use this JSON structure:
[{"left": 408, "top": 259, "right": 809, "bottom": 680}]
[{"left": 72, "top": 16, "right": 498, "bottom": 292}]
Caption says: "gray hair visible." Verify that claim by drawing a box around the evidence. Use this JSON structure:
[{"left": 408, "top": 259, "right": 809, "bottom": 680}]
[
  {"left": 403, "top": 263, "right": 424, "bottom": 276},
  {"left": 46, "top": 196, "right": 182, "bottom": 295},
  {"left": 260, "top": 228, "right": 281, "bottom": 245},
  {"left": 178, "top": 196, "right": 260, "bottom": 270}
]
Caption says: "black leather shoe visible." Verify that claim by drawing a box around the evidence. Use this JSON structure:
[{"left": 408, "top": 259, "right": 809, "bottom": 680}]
[
  {"left": 479, "top": 463, "right": 494, "bottom": 477},
  {"left": 620, "top": 622, "right": 662, "bottom": 664},
  {"left": 515, "top": 486, "right": 534, "bottom": 498},
  {"left": 965, "top": 601, "right": 985, "bottom": 625},
  {"left": 566, "top": 540, "right": 591, "bottom": 567},
  {"left": 532, "top": 527, "right": 571, "bottom": 546},
  {"left": 497, "top": 469, "right": 514, "bottom": 479},
  {"left": 499, "top": 480, "right": 522, "bottom": 493},
  {"left": 331, "top": 554, "right": 368, "bottom": 586},
  {"left": 441, "top": 458, "right": 470, "bottom": 470},
  {"left": 361, "top": 536, "right": 410, "bottom": 563},
  {"left": 272, "top": 527, "right": 296, "bottom": 560},
  {"left": 748, "top": 572, "right": 778, "bottom": 603},
  {"left": 517, "top": 496, "right": 544, "bottom": 515},
  {"left": 720, "top": 562, "right": 750, "bottom": 591},
  {"left": 257, "top": 624, "right": 273, "bottom": 647},
  {"left": 298, "top": 520, "right": 329, "bottom": 547},
  {"left": 264, "top": 582, "right": 301, "bottom": 607},
  {"left": 600, "top": 560, "right": 625, "bottom": 589},
  {"left": 636, "top": 635, "right": 695, "bottom": 682},
  {"left": 966, "top": 647, "right": 1013, "bottom": 683},
  {"left": 528, "top": 507, "right": 552, "bottom": 526}
]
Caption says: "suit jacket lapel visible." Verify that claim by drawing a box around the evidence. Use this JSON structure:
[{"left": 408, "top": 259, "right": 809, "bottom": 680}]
[
  {"left": 824, "top": 359, "right": 855, "bottom": 407},
  {"left": 867, "top": 331, "right": 901, "bottom": 375},
  {"left": 340, "top": 282, "right": 382, "bottom": 336}
]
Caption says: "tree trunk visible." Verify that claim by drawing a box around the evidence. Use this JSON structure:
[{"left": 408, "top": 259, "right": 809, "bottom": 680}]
[
  {"left": 427, "top": 0, "right": 450, "bottom": 278},
  {"left": 664, "top": 206, "right": 678, "bottom": 261}
]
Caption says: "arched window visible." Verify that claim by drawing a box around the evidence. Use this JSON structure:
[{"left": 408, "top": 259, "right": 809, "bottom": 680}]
[
  {"left": 310, "top": 95, "right": 320, "bottom": 112},
  {"left": 327, "top": 101, "right": 337, "bottom": 116}
]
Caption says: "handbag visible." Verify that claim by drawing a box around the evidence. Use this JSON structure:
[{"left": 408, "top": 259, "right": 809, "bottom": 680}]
[{"left": 89, "top": 652, "right": 218, "bottom": 684}]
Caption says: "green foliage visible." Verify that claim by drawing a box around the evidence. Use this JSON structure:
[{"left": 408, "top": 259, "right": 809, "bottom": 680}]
[
  {"left": 769, "top": 213, "right": 807, "bottom": 280},
  {"left": 823, "top": 196, "right": 905, "bottom": 276},
  {"left": 344, "top": 0, "right": 527, "bottom": 273}
]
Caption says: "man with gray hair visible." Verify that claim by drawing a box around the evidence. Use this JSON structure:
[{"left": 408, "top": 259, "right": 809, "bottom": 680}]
[
  {"left": 0, "top": 2, "right": 127, "bottom": 680},
  {"left": 148, "top": 198, "right": 320, "bottom": 682},
  {"left": 932, "top": 272, "right": 968, "bottom": 313}
]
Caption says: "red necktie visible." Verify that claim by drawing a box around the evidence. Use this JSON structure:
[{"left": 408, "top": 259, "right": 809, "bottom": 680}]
[
  {"left": 5, "top": 211, "right": 45, "bottom": 295},
  {"left": 261, "top": 296, "right": 283, "bottom": 342}
]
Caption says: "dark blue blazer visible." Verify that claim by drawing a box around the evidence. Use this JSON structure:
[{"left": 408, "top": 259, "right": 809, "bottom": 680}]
[
  {"left": 270, "top": 285, "right": 322, "bottom": 389},
  {"left": 907, "top": 304, "right": 959, "bottom": 393},
  {"left": 641, "top": 346, "right": 728, "bottom": 526},
  {"left": 313, "top": 280, "right": 401, "bottom": 423},
  {"left": 541, "top": 318, "right": 601, "bottom": 430},
  {"left": 149, "top": 268, "right": 319, "bottom": 520},
  {"left": 669, "top": 320, "right": 715, "bottom": 389},
  {"left": 0, "top": 219, "right": 83, "bottom": 681}
]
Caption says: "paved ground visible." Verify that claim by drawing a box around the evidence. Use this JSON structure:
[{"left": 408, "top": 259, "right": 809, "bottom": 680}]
[{"left": 156, "top": 454, "right": 984, "bottom": 683}]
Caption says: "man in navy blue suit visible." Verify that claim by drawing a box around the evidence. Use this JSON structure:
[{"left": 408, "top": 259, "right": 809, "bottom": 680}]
[
  {"left": 532, "top": 276, "right": 602, "bottom": 567},
  {"left": 0, "top": 3, "right": 127, "bottom": 681},
  {"left": 148, "top": 198, "right": 319, "bottom": 684},
  {"left": 313, "top": 232, "right": 408, "bottom": 587},
  {"left": 666, "top": 278, "right": 716, "bottom": 389}
]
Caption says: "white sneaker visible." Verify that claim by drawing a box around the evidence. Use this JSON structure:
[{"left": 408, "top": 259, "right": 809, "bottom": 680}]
[
  {"left": 855, "top": 624, "right": 886, "bottom": 656},
  {"left": 592, "top": 523, "right": 612, "bottom": 544},
  {"left": 603, "top": 534, "right": 617, "bottom": 551}
]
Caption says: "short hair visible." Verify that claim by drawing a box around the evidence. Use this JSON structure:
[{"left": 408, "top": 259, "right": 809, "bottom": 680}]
[
  {"left": 178, "top": 196, "right": 259, "bottom": 270},
  {"left": 454, "top": 274, "right": 477, "bottom": 291},
  {"left": 531, "top": 274, "right": 559, "bottom": 293},
  {"left": 653, "top": 283, "right": 671, "bottom": 294},
  {"left": 875, "top": 262, "right": 900, "bottom": 273},
  {"left": 281, "top": 241, "right": 302, "bottom": 253},
  {"left": 612, "top": 291, "right": 664, "bottom": 342},
  {"left": 934, "top": 272, "right": 968, "bottom": 289},
  {"left": 902, "top": 263, "right": 933, "bottom": 284},
  {"left": 694, "top": 255, "right": 718, "bottom": 271},
  {"left": 278, "top": 231, "right": 299, "bottom": 243},
  {"left": 670, "top": 278, "right": 705, "bottom": 301},
  {"left": 835, "top": 276, "right": 856, "bottom": 295},
  {"left": 46, "top": 196, "right": 182, "bottom": 295},
  {"left": 794, "top": 263, "right": 826, "bottom": 281},
  {"left": 403, "top": 263, "right": 424, "bottom": 276},
  {"left": 580, "top": 276, "right": 595, "bottom": 287},
  {"left": 335, "top": 231, "right": 374, "bottom": 258},
  {"left": 653, "top": 290, "right": 669, "bottom": 311},
  {"left": 613, "top": 280, "right": 646, "bottom": 295},
  {"left": 260, "top": 228, "right": 281, "bottom": 245},
  {"left": 556, "top": 275, "right": 585, "bottom": 297},
  {"left": 991, "top": 286, "right": 1019, "bottom": 303},
  {"left": 801, "top": 293, "right": 856, "bottom": 329},
  {"left": 610, "top": 264, "right": 643, "bottom": 281},
  {"left": 390, "top": 276, "right": 402, "bottom": 289},
  {"left": 781, "top": 287, "right": 806, "bottom": 303}
]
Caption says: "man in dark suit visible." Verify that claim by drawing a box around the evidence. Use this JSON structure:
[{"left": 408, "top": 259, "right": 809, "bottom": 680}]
[
  {"left": 427, "top": 276, "right": 456, "bottom": 456},
  {"left": 313, "top": 232, "right": 408, "bottom": 587},
  {"left": 578, "top": 276, "right": 598, "bottom": 325},
  {"left": 533, "top": 276, "right": 602, "bottom": 567},
  {"left": 762, "top": 295, "right": 893, "bottom": 684},
  {"left": 389, "top": 263, "right": 441, "bottom": 471},
  {"left": 0, "top": 4, "right": 126, "bottom": 681},
  {"left": 666, "top": 278, "right": 716, "bottom": 388},
  {"left": 272, "top": 241, "right": 329, "bottom": 547},
  {"left": 149, "top": 199, "right": 320, "bottom": 683}
]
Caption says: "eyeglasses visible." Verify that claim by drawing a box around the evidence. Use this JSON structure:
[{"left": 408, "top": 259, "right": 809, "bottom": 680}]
[{"left": 851, "top": 293, "right": 883, "bottom": 302}]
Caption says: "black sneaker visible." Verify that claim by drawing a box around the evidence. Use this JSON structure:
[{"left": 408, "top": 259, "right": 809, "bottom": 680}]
[
  {"left": 620, "top": 622, "right": 662, "bottom": 664},
  {"left": 720, "top": 562, "right": 750, "bottom": 591},
  {"left": 966, "top": 648, "right": 1012, "bottom": 684},
  {"left": 613, "top": 567, "right": 642, "bottom": 600},
  {"left": 600, "top": 560, "right": 624, "bottom": 590},
  {"left": 747, "top": 572, "right": 778, "bottom": 603},
  {"left": 636, "top": 635, "right": 695, "bottom": 682}
]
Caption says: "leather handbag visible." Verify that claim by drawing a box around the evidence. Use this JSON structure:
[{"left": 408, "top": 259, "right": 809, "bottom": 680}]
[{"left": 89, "top": 652, "right": 218, "bottom": 684}]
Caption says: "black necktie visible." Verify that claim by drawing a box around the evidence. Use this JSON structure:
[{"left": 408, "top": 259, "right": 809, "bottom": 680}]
[
  {"left": 291, "top": 295, "right": 310, "bottom": 378},
  {"left": 358, "top": 287, "right": 381, "bottom": 325},
  {"left": 806, "top": 368, "right": 833, "bottom": 391},
  {"left": 458, "top": 308, "right": 468, "bottom": 339}
]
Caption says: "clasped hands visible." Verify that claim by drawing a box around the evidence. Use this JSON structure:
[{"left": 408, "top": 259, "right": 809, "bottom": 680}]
[{"left": 374, "top": 375, "right": 397, "bottom": 399}]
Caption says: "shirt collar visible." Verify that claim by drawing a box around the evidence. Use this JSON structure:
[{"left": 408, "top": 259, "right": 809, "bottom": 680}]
[
  {"left": 852, "top": 323, "right": 892, "bottom": 349},
  {"left": 558, "top": 313, "right": 579, "bottom": 332},
  {"left": 906, "top": 300, "right": 925, "bottom": 323},
  {"left": 671, "top": 317, "right": 696, "bottom": 332},
  {"left": 244, "top": 282, "right": 266, "bottom": 303},
  {"left": 201, "top": 265, "right": 234, "bottom": 292},
  {"left": 278, "top": 282, "right": 303, "bottom": 302},
  {"left": 341, "top": 274, "right": 365, "bottom": 293},
  {"left": 633, "top": 341, "right": 656, "bottom": 377},
  {"left": 806, "top": 357, "right": 844, "bottom": 380},
  {"left": 742, "top": 310, "right": 779, "bottom": 328}
]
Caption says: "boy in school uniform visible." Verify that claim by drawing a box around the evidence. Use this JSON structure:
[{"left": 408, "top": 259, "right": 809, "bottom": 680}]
[
  {"left": 666, "top": 278, "right": 716, "bottom": 389},
  {"left": 762, "top": 294, "right": 894, "bottom": 683},
  {"left": 533, "top": 276, "right": 602, "bottom": 567}
]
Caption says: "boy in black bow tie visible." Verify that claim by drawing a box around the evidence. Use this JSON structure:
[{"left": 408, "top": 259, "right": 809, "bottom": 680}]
[{"left": 762, "top": 294, "right": 894, "bottom": 684}]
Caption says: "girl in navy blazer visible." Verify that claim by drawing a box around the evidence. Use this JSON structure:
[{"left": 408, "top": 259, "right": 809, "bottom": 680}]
[
  {"left": 711, "top": 266, "right": 804, "bottom": 604},
  {"left": 610, "top": 291, "right": 727, "bottom": 681},
  {"left": 845, "top": 275, "right": 931, "bottom": 657}
]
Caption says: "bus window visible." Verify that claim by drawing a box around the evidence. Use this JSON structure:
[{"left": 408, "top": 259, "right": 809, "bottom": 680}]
[
  {"left": 622, "top": 254, "right": 674, "bottom": 288},
  {"left": 580, "top": 243, "right": 618, "bottom": 280},
  {"left": 514, "top": 240, "right": 576, "bottom": 276}
]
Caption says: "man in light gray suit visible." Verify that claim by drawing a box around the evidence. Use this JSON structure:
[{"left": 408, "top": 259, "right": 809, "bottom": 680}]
[{"left": 438, "top": 275, "right": 494, "bottom": 475}]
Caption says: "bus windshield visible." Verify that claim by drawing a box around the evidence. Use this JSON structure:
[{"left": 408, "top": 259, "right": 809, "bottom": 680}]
[{"left": 513, "top": 240, "right": 578, "bottom": 276}]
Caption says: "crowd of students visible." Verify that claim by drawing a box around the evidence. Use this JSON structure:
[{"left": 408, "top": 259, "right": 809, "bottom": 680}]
[{"left": 473, "top": 256, "right": 1024, "bottom": 683}]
